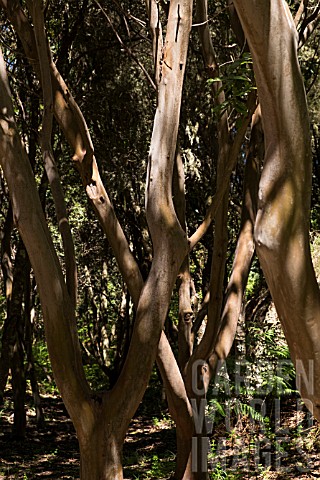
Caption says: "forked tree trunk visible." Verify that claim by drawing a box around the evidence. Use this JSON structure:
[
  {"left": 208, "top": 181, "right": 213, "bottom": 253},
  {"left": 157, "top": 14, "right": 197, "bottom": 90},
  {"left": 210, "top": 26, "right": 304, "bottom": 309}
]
[
  {"left": 0, "top": 1, "right": 193, "bottom": 478},
  {"left": 7, "top": 1, "right": 318, "bottom": 477}
]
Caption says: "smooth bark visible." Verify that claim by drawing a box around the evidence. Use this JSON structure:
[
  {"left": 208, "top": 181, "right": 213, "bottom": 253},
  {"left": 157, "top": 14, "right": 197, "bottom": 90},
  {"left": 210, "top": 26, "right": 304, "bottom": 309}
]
[
  {"left": 30, "top": 0, "right": 77, "bottom": 309},
  {"left": 0, "top": 44, "right": 91, "bottom": 436},
  {"left": 0, "top": 0, "right": 193, "bottom": 476},
  {"left": 145, "top": 0, "right": 163, "bottom": 87},
  {"left": 174, "top": 151, "right": 194, "bottom": 371},
  {"left": 0, "top": 1, "right": 143, "bottom": 307},
  {"left": 110, "top": 0, "right": 192, "bottom": 427},
  {"left": 208, "top": 107, "right": 262, "bottom": 377},
  {"left": 157, "top": 332, "right": 194, "bottom": 479},
  {"left": 234, "top": 0, "right": 320, "bottom": 420},
  {"left": 192, "top": 0, "right": 230, "bottom": 367}
]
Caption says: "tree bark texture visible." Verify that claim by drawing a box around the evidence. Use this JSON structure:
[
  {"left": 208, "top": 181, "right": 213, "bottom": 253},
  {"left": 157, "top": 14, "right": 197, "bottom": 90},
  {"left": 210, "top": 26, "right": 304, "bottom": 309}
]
[
  {"left": 234, "top": 0, "right": 320, "bottom": 420},
  {"left": 0, "top": 43, "right": 91, "bottom": 423},
  {"left": 109, "top": 0, "right": 192, "bottom": 429},
  {"left": 30, "top": 0, "right": 78, "bottom": 310},
  {"left": 0, "top": 0, "right": 194, "bottom": 476},
  {"left": 173, "top": 151, "right": 194, "bottom": 372},
  {"left": 192, "top": 0, "right": 230, "bottom": 368}
]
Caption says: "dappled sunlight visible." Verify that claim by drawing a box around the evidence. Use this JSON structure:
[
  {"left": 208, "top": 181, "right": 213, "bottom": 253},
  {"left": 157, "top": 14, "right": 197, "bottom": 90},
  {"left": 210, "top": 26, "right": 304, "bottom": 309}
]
[{"left": 0, "top": 0, "right": 320, "bottom": 478}]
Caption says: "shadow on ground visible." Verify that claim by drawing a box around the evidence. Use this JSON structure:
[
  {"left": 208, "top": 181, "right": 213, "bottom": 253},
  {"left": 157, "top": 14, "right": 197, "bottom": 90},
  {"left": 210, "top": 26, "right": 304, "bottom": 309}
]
[
  {"left": 1, "top": 394, "right": 320, "bottom": 479},
  {"left": 0, "top": 394, "right": 176, "bottom": 479}
]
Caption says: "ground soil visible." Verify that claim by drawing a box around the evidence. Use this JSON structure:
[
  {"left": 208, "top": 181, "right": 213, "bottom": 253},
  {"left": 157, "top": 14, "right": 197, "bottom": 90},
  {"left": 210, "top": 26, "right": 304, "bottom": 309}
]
[{"left": 0, "top": 393, "right": 320, "bottom": 479}]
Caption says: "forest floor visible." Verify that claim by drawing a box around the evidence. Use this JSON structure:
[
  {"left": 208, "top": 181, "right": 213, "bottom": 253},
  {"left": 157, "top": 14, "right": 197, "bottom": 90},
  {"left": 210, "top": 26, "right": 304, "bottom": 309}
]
[{"left": 0, "top": 392, "right": 320, "bottom": 479}]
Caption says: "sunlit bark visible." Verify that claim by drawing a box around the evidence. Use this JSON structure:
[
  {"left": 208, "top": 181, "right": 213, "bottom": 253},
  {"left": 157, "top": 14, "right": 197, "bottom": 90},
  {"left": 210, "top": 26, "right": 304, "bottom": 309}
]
[
  {"left": 0, "top": 0, "right": 193, "bottom": 477},
  {"left": 234, "top": 0, "right": 320, "bottom": 420},
  {"left": 0, "top": 44, "right": 91, "bottom": 424},
  {"left": 30, "top": 0, "right": 77, "bottom": 309},
  {"left": 110, "top": 0, "right": 192, "bottom": 427},
  {"left": 192, "top": 0, "right": 230, "bottom": 367},
  {"left": 2, "top": 0, "right": 318, "bottom": 477},
  {"left": 145, "top": 0, "right": 163, "bottom": 86}
]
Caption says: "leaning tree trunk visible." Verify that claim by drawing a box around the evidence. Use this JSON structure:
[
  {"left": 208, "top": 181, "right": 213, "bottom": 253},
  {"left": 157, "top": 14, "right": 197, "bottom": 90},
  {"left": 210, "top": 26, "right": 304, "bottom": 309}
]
[{"left": 234, "top": 0, "right": 320, "bottom": 420}]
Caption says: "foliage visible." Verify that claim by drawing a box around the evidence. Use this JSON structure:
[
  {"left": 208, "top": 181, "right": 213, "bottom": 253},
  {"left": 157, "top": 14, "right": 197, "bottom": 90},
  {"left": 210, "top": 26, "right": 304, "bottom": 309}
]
[
  {"left": 207, "top": 292, "right": 297, "bottom": 434},
  {"left": 32, "top": 342, "right": 57, "bottom": 395},
  {"left": 208, "top": 52, "right": 256, "bottom": 119},
  {"left": 209, "top": 463, "right": 242, "bottom": 479},
  {"left": 0, "top": 0, "right": 319, "bottom": 477}
]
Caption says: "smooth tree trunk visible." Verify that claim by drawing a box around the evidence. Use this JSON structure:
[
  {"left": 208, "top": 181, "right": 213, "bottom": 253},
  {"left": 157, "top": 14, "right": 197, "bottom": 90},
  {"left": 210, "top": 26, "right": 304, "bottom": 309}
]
[
  {"left": 173, "top": 151, "right": 195, "bottom": 372},
  {"left": 149, "top": 1, "right": 259, "bottom": 475},
  {"left": 6, "top": 1, "right": 318, "bottom": 477},
  {"left": 156, "top": 331, "right": 195, "bottom": 479},
  {"left": 1, "top": 3, "right": 199, "bottom": 475},
  {"left": 78, "top": 406, "right": 125, "bottom": 480},
  {"left": 0, "top": 0, "right": 193, "bottom": 477},
  {"left": 208, "top": 106, "right": 262, "bottom": 376},
  {"left": 234, "top": 0, "right": 320, "bottom": 420}
]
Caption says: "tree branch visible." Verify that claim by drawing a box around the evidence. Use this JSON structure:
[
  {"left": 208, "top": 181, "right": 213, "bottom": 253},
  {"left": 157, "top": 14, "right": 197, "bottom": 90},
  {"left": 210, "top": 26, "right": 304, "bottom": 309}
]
[
  {"left": 207, "top": 106, "right": 262, "bottom": 380},
  {"left": 188, "top": 88, "right": 257, "bottom": 251},
  {"left": 0, "top": 47, "right": 91, "bottom": 434},
  {"left": 190, "top": 0, "right": 230, "bottom": 370},
  {"left": 0, "top": 0, "right": 146, "bottom": 308},
  {"left": 110, "top": 0, "right": 192, "bottom": 431},
  {"left": 145, "top": 0, "right": 163, "bottom": 87},
  {"left": 93, "top": 0, "right": 156, "bottom": 90},
  {"left": 29, "top": 0, "right": 78, "bottom": 310},
  {"left": 298, "top": 6, "right": 320, "bottom": 47},
  {"left": 295, "top": 0, "right": 308, "bottom": 27},
  {"left": 173, "top": 150, "right": 194, "bottom": 371}
]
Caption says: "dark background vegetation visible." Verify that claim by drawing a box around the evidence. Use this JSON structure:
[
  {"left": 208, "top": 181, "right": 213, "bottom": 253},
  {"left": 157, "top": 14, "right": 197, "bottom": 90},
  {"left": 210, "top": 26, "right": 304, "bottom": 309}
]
[{"left": 0, "top": 0, "right": 320, "bottom": 478}]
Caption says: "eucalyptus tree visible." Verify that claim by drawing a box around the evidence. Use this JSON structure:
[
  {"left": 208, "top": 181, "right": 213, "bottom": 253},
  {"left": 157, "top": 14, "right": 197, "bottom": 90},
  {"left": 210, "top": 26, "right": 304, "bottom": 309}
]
[{"left": 0, "top": 0, "right": 319, "bottom": 479}]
